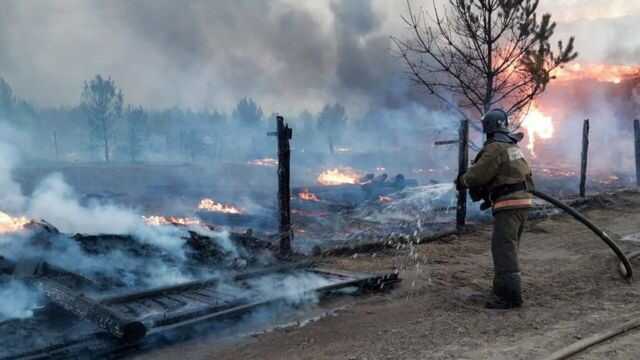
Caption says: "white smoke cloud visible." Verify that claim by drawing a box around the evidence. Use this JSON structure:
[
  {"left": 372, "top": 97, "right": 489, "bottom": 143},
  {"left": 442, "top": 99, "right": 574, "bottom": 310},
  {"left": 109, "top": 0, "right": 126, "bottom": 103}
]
[
  {"left": 26, "top": 173, "right": 141, "bottom": 235},
  {"left": 0, "top": 280, "right": 43, "bottom": 321}
]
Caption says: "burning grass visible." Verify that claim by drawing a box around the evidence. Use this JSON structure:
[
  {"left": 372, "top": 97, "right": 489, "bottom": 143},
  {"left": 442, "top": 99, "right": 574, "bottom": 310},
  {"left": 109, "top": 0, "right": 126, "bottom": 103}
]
[
  {"left": 317, "top": 167, "right": 363, "bottom": 186},
  {"left": 142, "top": 216, "right": 201, "bottom": 226},
  {"left": 298, "top": 189, "right": 320, "bottom": 202},
  {"left": 198, "top": 198, "right": 244, "bottom": 214}
]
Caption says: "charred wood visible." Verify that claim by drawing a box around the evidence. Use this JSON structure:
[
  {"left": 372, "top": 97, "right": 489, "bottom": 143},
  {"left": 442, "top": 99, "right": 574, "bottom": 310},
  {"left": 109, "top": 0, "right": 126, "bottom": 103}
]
[
  {"left": 4, "top": 258, "right": 146, "bottom": 342},
  {"left": 635, "top": 119, "right": 640, "bottom": 187},
  {"left": 456, "top": 119, "right": 469, "bottom": 232},
  {"left": 580, "top": 119, "right": 590, "bottom": 197}
]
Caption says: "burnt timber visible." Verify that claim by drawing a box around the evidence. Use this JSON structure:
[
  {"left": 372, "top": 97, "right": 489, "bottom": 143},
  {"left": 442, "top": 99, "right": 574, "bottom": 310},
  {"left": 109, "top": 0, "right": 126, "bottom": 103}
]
[{"left": 1, "top": 261, "right": 399, "bottom": 360}]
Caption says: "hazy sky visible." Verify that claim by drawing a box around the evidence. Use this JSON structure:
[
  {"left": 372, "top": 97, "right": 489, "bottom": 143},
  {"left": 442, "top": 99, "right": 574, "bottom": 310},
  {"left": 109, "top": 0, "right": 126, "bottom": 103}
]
[{"left": 0, "top": 0, "right": 638, "bottom": 114}]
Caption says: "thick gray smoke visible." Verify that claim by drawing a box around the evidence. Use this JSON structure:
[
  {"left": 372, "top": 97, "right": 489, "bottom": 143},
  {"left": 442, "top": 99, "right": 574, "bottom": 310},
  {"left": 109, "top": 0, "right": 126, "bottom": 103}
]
[
  {"left": 0, "top": 1, "right": 637, "bottom": 114},
  {"left": 0, "top": 0, "right": 417, "bottom": 114}
]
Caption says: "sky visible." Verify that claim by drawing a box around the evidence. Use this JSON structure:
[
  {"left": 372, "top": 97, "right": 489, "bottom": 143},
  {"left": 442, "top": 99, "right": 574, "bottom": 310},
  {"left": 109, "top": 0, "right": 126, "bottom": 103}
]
[{"left": 0, "top": 0, "right": 638, "bottom": 115}]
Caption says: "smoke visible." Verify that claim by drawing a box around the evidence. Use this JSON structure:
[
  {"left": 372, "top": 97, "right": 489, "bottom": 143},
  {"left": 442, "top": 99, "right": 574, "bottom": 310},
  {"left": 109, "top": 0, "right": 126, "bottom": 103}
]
[
  {"left": 27, "top": 174, "right": 141, "bottom": 235},
  {"left": 247, "top": 272, "right": 335, "bottom": 305},
  {"left": 0, "top": 280, "right": 42, "bottom": 321},
  {"left": 0, "top": 128, "right": 243, "bottom": 320},
  {"left": 0, "top": 0, "right": 418, "bottom": 115}
]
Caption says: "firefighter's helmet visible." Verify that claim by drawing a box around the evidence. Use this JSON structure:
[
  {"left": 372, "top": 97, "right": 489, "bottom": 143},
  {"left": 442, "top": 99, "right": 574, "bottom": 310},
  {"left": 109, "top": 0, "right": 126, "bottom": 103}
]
[{"left": 481, "top": 109, "right": 509, "bottom": 134}]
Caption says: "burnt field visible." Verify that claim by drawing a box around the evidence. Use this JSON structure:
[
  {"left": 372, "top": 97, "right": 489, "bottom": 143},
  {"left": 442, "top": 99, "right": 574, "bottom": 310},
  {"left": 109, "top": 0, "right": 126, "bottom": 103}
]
[
  {"left": 155, "top": 190, "right": 640, "bottom": 360},
  {"left": 0, "top": 132, "right": 637, "bottom": 360},
  {"left": 0, "top": 130, "right": 637, "bottom": 360},
  {"left": 8, "top": 159, "right": 637, "bottom": 253}
]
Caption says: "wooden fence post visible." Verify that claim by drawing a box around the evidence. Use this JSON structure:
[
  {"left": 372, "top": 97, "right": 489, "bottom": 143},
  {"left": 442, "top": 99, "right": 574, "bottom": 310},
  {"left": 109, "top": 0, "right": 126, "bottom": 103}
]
[
  {"left": 580, "top": 119, "right": 590, "bottom": 197},
  {"left": 276, "top": 116, "right": 293, "bottom": 255},
  {"left": 456, "top": 119, "right": 469, "bottom": 233},
  {"left": 634, "top": 119, "right": 640, "bottom": 187}
]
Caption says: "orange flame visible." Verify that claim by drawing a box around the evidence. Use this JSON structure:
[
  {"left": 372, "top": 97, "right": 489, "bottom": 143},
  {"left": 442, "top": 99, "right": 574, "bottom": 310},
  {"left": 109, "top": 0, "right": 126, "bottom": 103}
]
[
  {"left": 552, "top": 63, "right": 640, "bottom": 84},
  {"left": 0, "top": 211, "right": 30, "bottom": 234},
  {"left": 298, "top": 189, "right": 320, "bottom": 202},
  {"left": 198, "top": 198, "right": 244, "bottom": 214},
  {"left": 143, "top": 216, "right": 201, "bottom": 226},
  {"left": 317, "top": 167, "right": 362, "bottom": 186},
  {"left": 521, "top": 103, "right": 554, "bottom": 157}
]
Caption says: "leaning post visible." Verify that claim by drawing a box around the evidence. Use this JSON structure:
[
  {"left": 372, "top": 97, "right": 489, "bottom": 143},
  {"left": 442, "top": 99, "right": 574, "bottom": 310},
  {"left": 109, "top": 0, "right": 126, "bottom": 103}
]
[
  {"left": 271, "top": 116, "right": 293, "bottom": 256},
  {"left": 579, "top": 119, "right": 590, "bottom": 198},
  {"left": 634, "top": 119, "right": 640, "bottom": 187},
  {"left": 456, "top": 119, "right": 469, "bottom": 233}
]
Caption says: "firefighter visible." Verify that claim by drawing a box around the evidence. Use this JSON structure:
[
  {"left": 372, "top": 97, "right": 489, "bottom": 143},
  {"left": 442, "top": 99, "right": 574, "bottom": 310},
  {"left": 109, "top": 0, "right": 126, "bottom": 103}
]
[{"left": 455, "top": 109, "right": 535, "bottom": 309}]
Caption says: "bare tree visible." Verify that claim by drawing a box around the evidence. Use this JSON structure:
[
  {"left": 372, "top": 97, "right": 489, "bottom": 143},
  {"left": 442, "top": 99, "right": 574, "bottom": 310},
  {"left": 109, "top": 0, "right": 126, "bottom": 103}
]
[
  {"left": 81, "top": 75, "right": 123, "bottom": 162},
  {"left": 393, "top": 0, "right": 578, "bottom": 121}
]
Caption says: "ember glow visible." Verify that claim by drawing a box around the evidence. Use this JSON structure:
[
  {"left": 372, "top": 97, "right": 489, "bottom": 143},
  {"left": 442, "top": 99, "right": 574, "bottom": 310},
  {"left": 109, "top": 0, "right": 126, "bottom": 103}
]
[
  {"left": 520, "top": 103, "right": 554, "bottom": 157},
  {"left": 248, "top": 158, "right": 278, "bottom": 167},
  {"left": 143, "top": 216, "right": 201, "bottom": 226},
  {"left": 552, "top": 63, "right": 640, "bottom": 84},
  {"left": 298, "top": 188, "right": 320, "bottom": 202},
  {"left": 198, "top": 198, "right": 244, "bottom": 214},
  {"left": 317, "top": 167, "right": 362, "bottom": 186},
  {"left": 0, "top": 211, "right": 30, "bottom": 234}
]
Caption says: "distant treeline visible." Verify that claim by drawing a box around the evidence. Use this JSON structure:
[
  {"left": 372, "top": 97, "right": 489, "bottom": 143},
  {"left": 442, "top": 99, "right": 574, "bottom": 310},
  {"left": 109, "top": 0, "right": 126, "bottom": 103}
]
[{"left": 0, "top": 75, "right": 448, "bottom": 164}]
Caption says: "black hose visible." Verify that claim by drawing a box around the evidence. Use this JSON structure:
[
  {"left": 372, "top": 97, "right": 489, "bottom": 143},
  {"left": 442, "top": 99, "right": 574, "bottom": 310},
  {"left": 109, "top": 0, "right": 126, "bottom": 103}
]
[{"left": 531, "top": 190, "right": 633, "bottom": 281}]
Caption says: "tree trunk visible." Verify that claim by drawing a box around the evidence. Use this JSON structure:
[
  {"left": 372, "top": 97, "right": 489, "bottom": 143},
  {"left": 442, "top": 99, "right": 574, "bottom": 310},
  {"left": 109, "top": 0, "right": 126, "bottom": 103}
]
[
  {"left": 53, "top": 131, "right": 59, "bottom": 161},
  {"left": 102, "top": 116, "right": 110, "bottom": 162}
]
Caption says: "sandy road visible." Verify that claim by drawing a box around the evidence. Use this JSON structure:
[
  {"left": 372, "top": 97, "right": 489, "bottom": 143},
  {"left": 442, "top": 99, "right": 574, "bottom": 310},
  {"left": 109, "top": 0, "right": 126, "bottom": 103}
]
[{"left": 136, "top": 190, "right": 640, "bottom": 360}]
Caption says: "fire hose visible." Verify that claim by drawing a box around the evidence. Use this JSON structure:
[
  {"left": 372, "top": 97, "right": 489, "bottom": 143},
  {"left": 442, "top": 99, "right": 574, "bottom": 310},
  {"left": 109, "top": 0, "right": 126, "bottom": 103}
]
[{"left": 530, "top": 190, "right": 633, "bottom": 281}]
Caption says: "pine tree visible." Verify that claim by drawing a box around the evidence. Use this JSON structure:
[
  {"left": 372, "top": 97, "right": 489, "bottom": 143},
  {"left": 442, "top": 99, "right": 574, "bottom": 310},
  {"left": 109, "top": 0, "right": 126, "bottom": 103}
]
[{"left": 394, "top": 0, "right": 578, "bottom": 122}]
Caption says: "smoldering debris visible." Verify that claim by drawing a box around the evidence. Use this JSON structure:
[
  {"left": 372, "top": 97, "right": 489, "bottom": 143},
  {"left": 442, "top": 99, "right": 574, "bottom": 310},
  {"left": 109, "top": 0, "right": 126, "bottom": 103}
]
[
  {"left": 0, "top": 257, "right": 399, "bottom": 359},
  {"left": 1, "top": 220, "right": 275, "bottom": 291}
]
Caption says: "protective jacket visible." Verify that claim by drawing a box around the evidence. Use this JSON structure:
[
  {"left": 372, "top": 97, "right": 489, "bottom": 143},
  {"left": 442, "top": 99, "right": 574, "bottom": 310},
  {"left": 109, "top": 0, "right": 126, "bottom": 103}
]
[{"left": 460, "top": 133, "right": 534, "bottom": 212}]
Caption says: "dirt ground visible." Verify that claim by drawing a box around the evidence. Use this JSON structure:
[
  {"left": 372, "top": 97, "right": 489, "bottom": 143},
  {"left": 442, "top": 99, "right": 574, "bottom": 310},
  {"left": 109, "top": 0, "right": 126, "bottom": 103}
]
[{"left": 136, "top": 190, "right": 640, "bottom": 360}]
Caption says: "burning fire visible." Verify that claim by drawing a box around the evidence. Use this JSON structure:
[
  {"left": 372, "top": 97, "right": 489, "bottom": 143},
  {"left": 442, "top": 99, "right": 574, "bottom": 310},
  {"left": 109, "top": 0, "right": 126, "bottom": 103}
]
[
  {"left": 298, "top": 188, "right": 320, "bottom": 202},
  {"left": 317, "top": 167, "right": 362, "bottom": 186},
  {"left": 552, "top": 63, "right": 640, "bottom": 84},
  {"left": 143, "top": 216, "right": 201, "bottom": 226},
  {"left": 0, "top": 211, "right": 30, "bottom": 234},
  {"left": 198, "top": 198, "right": 244, "bottom": 214},
  {"left": 248, "top": 158, "right": 278, "bottom": 167},
  {"left": 520, "top": 103, "right": 554, "bottom": 157}
]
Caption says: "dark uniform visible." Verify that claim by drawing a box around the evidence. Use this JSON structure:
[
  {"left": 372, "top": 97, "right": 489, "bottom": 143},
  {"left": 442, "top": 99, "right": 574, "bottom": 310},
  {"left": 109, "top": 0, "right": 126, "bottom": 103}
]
[{"left": 457, "top": 109, "right": 534, "bottom": 309}]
